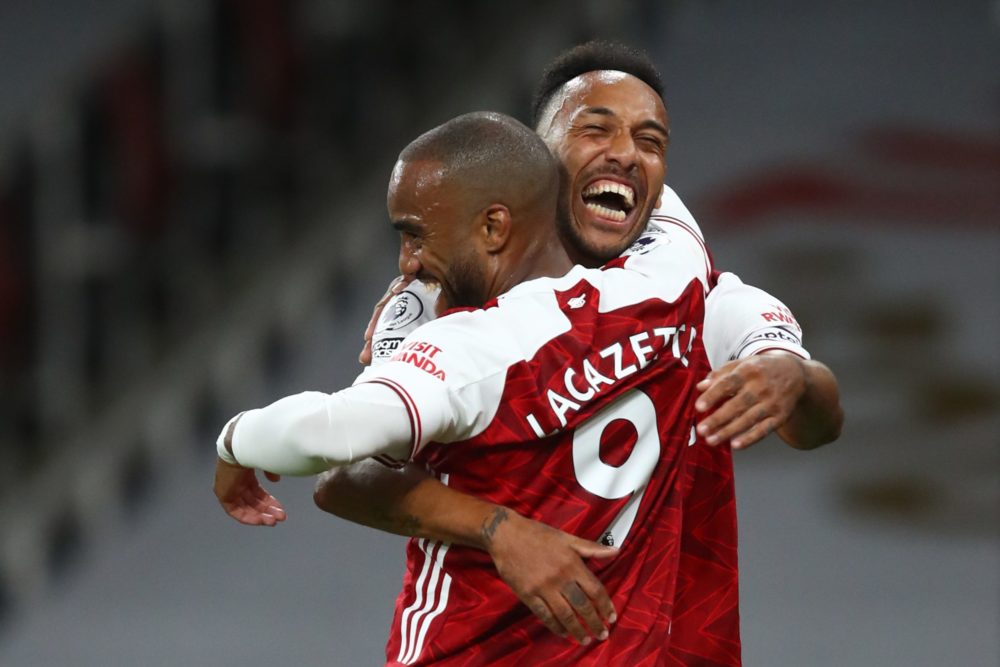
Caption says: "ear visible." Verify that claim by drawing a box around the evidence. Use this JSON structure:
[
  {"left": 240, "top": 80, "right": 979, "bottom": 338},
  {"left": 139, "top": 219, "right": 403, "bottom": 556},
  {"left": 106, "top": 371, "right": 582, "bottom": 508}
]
[{"left": 480, "top": 204, "right": 512, "bottom": 253}]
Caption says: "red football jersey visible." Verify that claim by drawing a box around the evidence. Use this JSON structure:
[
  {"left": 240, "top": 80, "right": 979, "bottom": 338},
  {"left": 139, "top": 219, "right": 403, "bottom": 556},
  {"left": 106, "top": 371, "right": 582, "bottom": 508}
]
[
  {"left": 666, "top": 440, "right": 741, "bottom": 666},
  {"left": 363, "top": 193, "right": 810, "bottom": 665},
  {"left": 358, "top": 225, "right": 713, "bottom": 665}
]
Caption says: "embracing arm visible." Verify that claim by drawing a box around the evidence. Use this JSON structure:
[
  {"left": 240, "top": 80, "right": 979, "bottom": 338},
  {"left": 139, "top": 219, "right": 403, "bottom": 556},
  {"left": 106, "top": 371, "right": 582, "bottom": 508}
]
[
  {"left": 697, "top": 273, "right": 844, "bottom": 450},
  {"left": 696, "top": 352, "right": 842, "bottom": 450},
  {"left": 216, "top": 383, "right": 413, "bottom": 475},
  {"left": 314, "top": 461, "right": 617, "bottom": 644},
  {"left": 314, "top": 459, "right": 498, "bottom": 547},
  {"left": 212, "top": 382, "right": 413, "bottom": 528}
]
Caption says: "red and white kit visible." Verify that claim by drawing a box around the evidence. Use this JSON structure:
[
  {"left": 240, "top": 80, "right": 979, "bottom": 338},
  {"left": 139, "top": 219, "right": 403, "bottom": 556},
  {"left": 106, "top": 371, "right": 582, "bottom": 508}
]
[
  {"left": 366, "top": 186, "right": 808, "bottom": 667},
  {"left": 365, "top": 223, "right": 711, "bottom": 666},
  {"left": 220, "top": 186, "right": 809, "bottom": 666}
]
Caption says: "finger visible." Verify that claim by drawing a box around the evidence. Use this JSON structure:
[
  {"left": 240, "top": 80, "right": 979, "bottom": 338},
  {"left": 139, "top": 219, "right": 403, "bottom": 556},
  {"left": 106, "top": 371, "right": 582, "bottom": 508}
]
[
  {"left": 224, "top": 502, "right": 270, "bottom": 526},
  {"left": 242, "top": 491, "right": 281, "bottom": 521},
  {"left": 562, "top": 581, "right": 609, "bottom": 640},
  {"left": 548, "top": 592, "right": 591, "bottom": 645},
  {"left": 731, "top": 415, "right": 781, "bottom": 450},
  {"left": 265, "top": 501, "right": 286, "bottom": 521},
  {"left": 695, "top": 370, "right": 743, "bottom": 413},
  {"left": 695, "top": 369, "right": 718, "bottom": 392},
  {"left": 570, "top": 540, "right": 619, "bottom": 560},
  {"left": 698, "top": 388, "right": 759, "bottom": 443},
  {"left": 358, "top": 340, "right": 373, "bottom": 365},
  {"left": 362, "top": 307, "right": 381, "bottom": 343},
  {"left": 263, "top": 471, "right": 281, "bottom": 483},
  {"left": 390, "top": 275, "right": 412, "bottom": 294},
  {"left": 258, "top": 499, "right": 286, "bottom": 521},
  {"left": 240, "top": 504, "right": 278, "bottom": 526},
  {"left": 360, "top": 277, "right": 411, "bottom": 364},
  {"left": 571, "top": 566, "right": 617, "bottom": 627},
  {"left": 247, "top": 488, "right": 286, "bottom": 519},
  {"left": 526, "top": 596, "right": 568, "bottom": 640},
  {"left": 362, "top": 280, "right": 402, "bottom": 342},
  {"left": 696, "top": 395, "right": 743, "bottom": 441},
  {"left": 707, "top": 404, "right": 771, "bottom": 446}
]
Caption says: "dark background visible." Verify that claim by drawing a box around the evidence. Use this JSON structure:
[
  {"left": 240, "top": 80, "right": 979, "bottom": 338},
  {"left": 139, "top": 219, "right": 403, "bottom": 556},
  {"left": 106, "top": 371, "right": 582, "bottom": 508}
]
[{"left": 0, "top": 1, "right": 997, "bottom": 665}]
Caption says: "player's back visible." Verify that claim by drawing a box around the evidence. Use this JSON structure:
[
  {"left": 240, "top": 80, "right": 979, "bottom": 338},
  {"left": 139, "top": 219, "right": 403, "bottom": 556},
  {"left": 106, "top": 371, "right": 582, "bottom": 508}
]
[{"left": 373, "top": 252, "right": 711, "bottom": 666}]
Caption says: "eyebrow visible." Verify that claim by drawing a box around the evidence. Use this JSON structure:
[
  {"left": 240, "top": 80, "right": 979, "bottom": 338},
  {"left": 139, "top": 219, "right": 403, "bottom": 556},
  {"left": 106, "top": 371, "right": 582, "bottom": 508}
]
[
  {"left": 580, "top": 106, "right": 670, "bottom": 138},
  {"left": 391, "top": 219, "right": 423, "bottom": 234}
]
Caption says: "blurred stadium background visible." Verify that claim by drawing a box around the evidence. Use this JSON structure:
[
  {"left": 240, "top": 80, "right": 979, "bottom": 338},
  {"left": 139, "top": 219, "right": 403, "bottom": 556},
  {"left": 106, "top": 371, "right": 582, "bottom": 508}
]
[{"left": 0, "top": 1, "right": 997, "bottom": 665}]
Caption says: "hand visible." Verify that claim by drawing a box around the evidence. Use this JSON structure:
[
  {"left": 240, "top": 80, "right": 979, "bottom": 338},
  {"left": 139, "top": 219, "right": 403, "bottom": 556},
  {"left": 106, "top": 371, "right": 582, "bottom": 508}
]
[
  {"left": 483, "top": 508, "right": 618, "bottom": 646},
  {"left": 214, "top": 457, "right": 287, "bottom": 526},
  {"left": 695, "top": 353, "right": 807, "bottom": 450},
  {"left": 358, "top": 276, "right": 412, "bottom": 365}
]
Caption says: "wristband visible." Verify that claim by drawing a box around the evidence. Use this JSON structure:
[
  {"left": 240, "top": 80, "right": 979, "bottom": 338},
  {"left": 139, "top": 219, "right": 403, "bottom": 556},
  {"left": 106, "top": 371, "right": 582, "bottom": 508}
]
[{"left": 216, "top": 412, "right": 245, "bottom": 465}]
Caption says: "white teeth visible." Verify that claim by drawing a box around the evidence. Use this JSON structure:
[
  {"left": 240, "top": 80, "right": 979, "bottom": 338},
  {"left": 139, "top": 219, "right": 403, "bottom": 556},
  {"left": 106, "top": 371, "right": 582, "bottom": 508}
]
[
  {"left": 582, "top": 180, "right": 635, "bottom": 210},
  {"left": 585, "top": 202, "right": 627, "bottom": 222}
]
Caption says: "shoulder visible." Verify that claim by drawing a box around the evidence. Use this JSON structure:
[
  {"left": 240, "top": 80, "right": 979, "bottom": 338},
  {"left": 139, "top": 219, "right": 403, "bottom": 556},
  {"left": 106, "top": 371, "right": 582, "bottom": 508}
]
[
  {"left": 368, "top": 288, "right": 568, "bottom": 390},
  {"left": 609, "top": 186, "right": 713, "bottom": 293},
  {"left": 648, "top": 184, "right": 705, "bottom": 242}
]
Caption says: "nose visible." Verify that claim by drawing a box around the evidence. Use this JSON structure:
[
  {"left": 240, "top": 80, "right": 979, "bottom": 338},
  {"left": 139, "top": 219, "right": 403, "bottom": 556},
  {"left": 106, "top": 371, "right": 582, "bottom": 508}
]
[
  {"left": 398, "top": 242, "right": 421, "bottom": 277},
  {"left": 605, "top": 129, "right": 638, "bottom": 170}
]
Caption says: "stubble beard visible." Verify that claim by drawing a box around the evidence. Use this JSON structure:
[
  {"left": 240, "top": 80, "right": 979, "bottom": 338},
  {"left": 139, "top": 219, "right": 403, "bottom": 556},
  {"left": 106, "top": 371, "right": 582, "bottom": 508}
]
[
  {"left": 445, "top": 252, "right": 490, "bottom": 309},
  {"left": 556, "top": 196, "right": 648, "bottom": 268}
]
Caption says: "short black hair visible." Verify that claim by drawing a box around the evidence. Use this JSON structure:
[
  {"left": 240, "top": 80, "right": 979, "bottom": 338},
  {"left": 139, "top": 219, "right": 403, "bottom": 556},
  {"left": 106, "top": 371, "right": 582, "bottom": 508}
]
[
  {"left": 531, "top": 40, "right": 664, "bottom": 128},
  {"left": 400, "top": 111, "right": 557, "bottom": 212}
]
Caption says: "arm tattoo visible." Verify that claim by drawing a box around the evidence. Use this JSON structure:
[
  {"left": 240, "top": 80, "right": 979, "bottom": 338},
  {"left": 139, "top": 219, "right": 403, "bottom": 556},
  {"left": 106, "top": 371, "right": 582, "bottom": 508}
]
[{"left": 481, "top": 507, "right": 509, "bottom": 545}]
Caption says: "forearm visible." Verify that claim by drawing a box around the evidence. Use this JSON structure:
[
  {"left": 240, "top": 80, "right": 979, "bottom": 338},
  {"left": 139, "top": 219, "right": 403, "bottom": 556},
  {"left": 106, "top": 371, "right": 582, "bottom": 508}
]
[
  {"left": 218, "top": 384, "right": 412, "bottom": 475},
  {"left": 314, "top": 459, "right": 507, "bottom": 550},
  {"left": 774, "top": 357, "right": 843, "bottom": 450}
]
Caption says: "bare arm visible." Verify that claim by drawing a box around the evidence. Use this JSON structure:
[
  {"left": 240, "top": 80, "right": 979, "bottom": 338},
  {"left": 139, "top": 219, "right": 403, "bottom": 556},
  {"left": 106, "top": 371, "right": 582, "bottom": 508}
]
[
  {"left": 695, "top": 352, "right": 843, "bottom": 450},
  {"left": 314, "top": 460, "right": 618, "bottom": 645},
  {"left": 773, "top": 356, "right": 842, "bottom": 449},
  {"left": 313, "top": 460, "right": 489, "bottom": 546}
]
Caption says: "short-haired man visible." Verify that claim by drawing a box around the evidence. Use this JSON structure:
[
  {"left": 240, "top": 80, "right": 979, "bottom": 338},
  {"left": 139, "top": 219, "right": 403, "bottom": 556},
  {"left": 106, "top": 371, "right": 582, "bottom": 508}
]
[
  {"left": 216, "top": 111, "right": 736, "bottom": 664},
  {"left": 315, "top": 42, "right": 842, "bottom": 665}
]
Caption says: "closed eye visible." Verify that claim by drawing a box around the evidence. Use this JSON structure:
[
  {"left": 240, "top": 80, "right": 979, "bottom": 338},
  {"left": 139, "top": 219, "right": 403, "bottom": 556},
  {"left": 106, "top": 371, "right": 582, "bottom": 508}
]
[
  {"left": 573, "top": 122, "right": 610, "bottom": 136},
  {"left": 637, "top": 135, "right": 666, "bottom": 153}
]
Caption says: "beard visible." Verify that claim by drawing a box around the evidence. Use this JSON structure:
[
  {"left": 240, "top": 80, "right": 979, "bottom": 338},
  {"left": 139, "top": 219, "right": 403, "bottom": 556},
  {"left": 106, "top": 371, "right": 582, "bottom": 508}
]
[
  {"left": 556, "top": 199, "right": 644, "bottom": 267},
  {"left": 554, "top": 166, "right": 649, "bottom": 267},
  {"left": 443, "top": 251, "right": 490, "bottom": 309}
]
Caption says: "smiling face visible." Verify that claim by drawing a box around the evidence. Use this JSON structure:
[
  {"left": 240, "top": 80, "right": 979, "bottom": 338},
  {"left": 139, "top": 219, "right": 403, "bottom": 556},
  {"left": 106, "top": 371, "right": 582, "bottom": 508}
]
[
  {"left": 387, "top": 159, "right": 489, "bottom": 309},
  {"left": 537, "top": 71, "right": 669, "bottom": 266}
]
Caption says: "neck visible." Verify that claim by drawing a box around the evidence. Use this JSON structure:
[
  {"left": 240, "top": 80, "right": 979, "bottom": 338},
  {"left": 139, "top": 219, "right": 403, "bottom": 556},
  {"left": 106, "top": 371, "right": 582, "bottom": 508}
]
[
  {"left": 486, "top": 228, "right": 573, "bottom": 301},
  {"left": 563, "top": 243, "right": 603, "bottom": 269}
]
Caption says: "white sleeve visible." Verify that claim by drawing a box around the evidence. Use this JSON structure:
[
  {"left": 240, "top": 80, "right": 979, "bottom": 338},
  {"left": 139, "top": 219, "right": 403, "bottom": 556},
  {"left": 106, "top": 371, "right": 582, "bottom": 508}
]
[
  {"left": 703, "top": 272, "right": 811, "bottom": 369},
  {"left": 355, "top": 312, "right": 506, "bottom": 454},
  {"left": 370, "top": 280, "right": 441, "bottom": 364},
  {"left": 215, "top": 383, "right": 414, "bottom": 475},
  {"left": 636, "top": 187, "right": 809, "bottom": 369}
]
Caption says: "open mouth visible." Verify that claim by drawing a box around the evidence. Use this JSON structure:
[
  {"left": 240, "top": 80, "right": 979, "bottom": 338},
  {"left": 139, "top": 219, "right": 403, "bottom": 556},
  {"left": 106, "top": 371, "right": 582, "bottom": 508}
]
[{"left": 582, "top": 179, "right": 636, "bottom": 223}]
